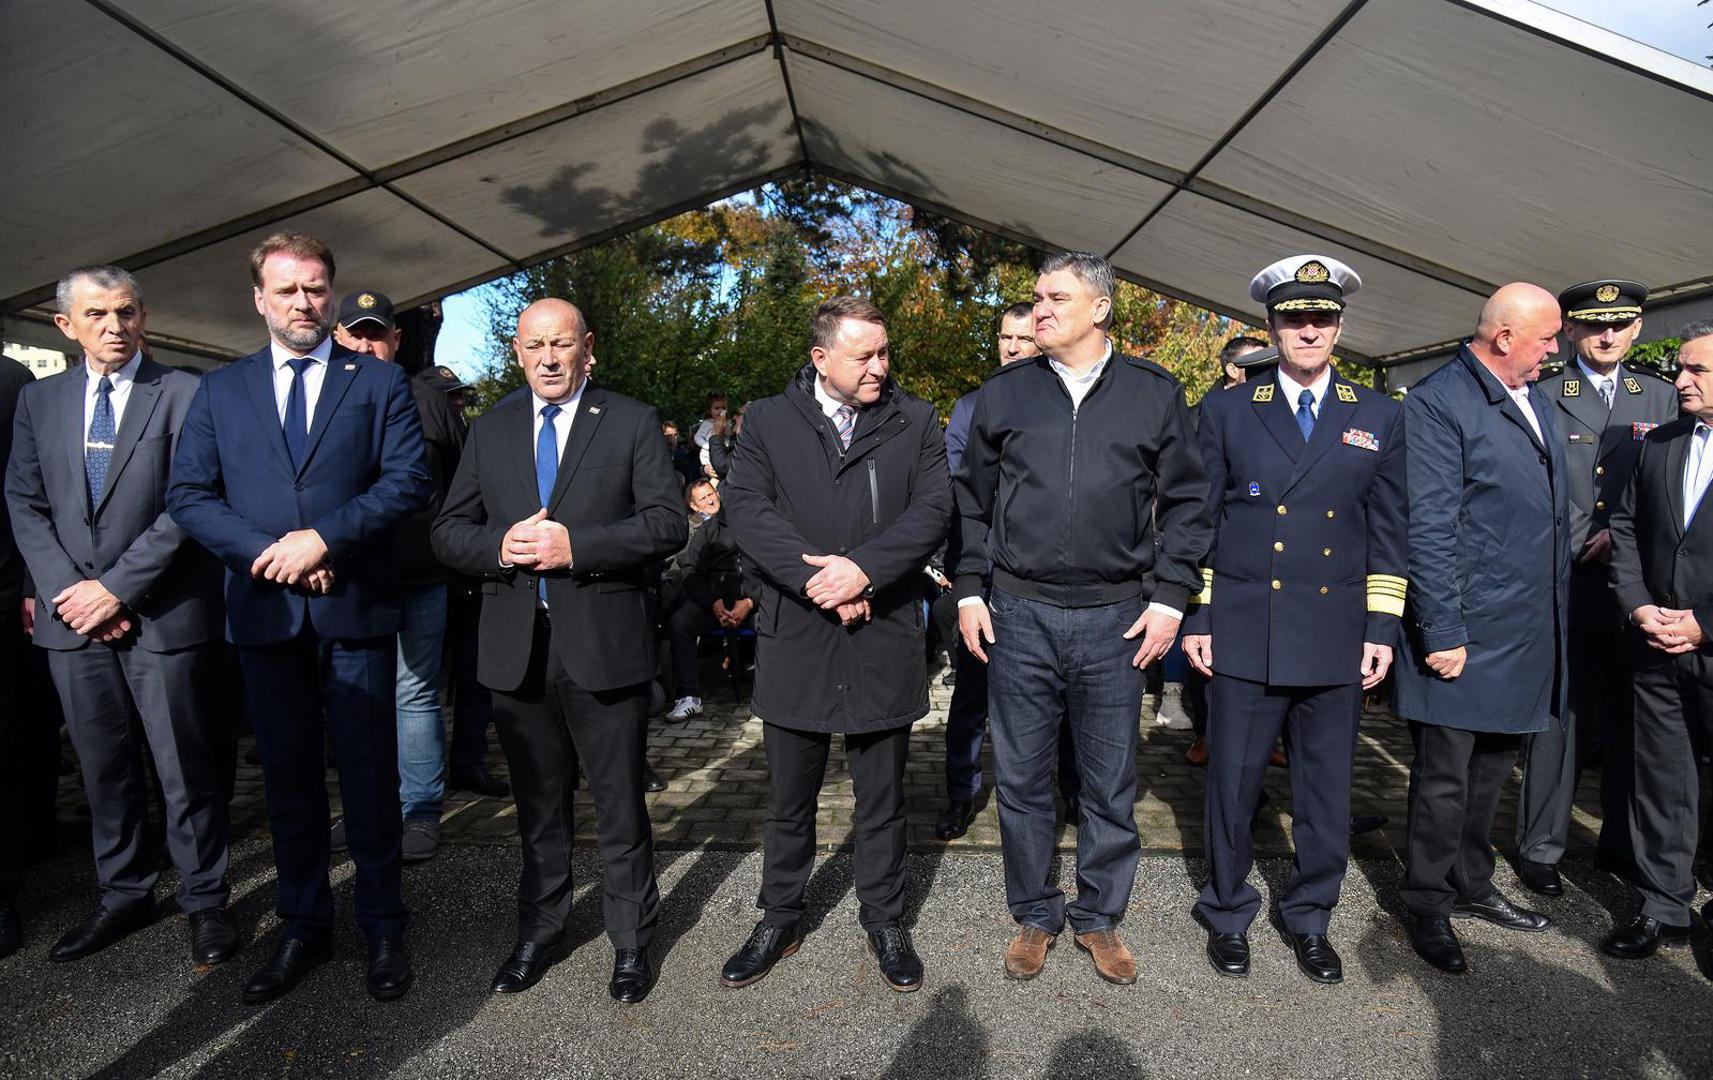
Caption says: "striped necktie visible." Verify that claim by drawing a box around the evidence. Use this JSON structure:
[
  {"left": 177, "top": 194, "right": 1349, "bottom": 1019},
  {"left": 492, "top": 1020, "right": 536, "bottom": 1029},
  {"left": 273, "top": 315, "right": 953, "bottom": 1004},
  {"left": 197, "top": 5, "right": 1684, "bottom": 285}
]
[{"left": 834, "top": 404, "right": 856, "bottom": 450}]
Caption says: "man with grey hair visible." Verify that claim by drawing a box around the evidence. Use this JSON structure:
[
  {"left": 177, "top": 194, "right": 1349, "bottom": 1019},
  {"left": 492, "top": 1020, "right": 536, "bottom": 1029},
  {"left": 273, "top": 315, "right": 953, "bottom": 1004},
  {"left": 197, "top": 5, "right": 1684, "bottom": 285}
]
[
  {"left": 1604, "top": 320, "right": 1713, "bottom": 966},
  {"left": 6, "top": 265, "right": 232, "bottom": 965},
  {"left": 955, "top": 252, "right": 1210, "bottom": 984}
]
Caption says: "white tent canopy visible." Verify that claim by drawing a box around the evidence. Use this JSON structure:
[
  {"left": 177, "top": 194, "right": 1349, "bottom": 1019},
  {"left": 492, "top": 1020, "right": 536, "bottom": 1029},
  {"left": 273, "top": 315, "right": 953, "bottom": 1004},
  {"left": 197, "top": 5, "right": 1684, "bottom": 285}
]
[{"left": 5, "top": 0, "right": 1712, "bottom": 373}]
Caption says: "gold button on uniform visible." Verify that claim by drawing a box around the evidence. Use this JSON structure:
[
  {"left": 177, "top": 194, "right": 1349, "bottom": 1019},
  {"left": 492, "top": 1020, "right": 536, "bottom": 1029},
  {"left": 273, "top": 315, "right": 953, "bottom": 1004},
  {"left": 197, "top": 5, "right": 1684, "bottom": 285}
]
[
  {"left": 1271, "top": 580, "right": 1282, "bottom": 590},
  {"left": 1319, "top": 586, "right": 1329, "bottom": 595},
  {"left": 1277, "top": 505, "right": 1288, "bottom": 516},
  {"left": 1322, "top": 547, "right": 1332, "bottom": 557},
  {"left": 1326, "top": 510, "right": 1335, "bottom": 519},
  {"left": 1595, "top": 466, "right": 1606, "bottom": 477},
  {"left": 1596, "top": 500, "right": 1606, "bottom": 511},
  {"left": 1274, "top": 541, "right": 1285, "bottom": 552}
]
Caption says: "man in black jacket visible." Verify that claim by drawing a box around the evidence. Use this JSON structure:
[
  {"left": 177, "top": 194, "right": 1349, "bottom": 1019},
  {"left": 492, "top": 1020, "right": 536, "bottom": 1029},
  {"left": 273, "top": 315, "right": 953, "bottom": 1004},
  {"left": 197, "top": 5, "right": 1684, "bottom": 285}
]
[
  {"left": 720, "top": 296, "right": 951, "bottom": 993},
  {"left": 956, "top": 252, "right": 1210, "bottom": 985},
  {"left": 1604, "top": 320, "right": 1713, "bottom": 964},
  {"left": 662, "top": 479, "right": 753, "bottom": 719}
]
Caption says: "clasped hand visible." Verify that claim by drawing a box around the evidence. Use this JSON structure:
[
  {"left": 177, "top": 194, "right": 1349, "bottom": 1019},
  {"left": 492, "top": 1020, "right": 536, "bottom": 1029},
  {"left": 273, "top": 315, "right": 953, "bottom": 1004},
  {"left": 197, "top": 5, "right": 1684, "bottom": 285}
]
[
  {"left": 1633, "top": 605, "right": 1705, "bottom": 654},
  {"left": 502, "top": 509, "right": 574, "bottom": 571},
  {"left": 252, "top": 529, "right": 335, "bottom": 594},
  {"left": 51, "top": 579, "right": 132, "bottom": 640},
  {"left": 802, "top": 553, "right": 869, "bottom": 609}
]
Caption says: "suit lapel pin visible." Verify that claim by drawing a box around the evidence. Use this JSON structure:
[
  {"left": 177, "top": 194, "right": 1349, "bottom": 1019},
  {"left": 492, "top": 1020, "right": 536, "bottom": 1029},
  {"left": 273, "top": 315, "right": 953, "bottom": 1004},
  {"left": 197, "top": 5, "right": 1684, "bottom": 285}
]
[
  {"left": 1251, "top": 384, "right": 1274, "bottom": 403},
  {"left": 344, "top": 363, "right": 357, "bottom": 371},
  {"left": 1563, "top": 380, "right": 1580, "bottom": 398},
  {"left": 1248, "top": 482, "right": 1261, "bottom": 497},
  {"left": 587, "top": 405, "right": 601, "bottom": 414},
  {"left": 1335, "top": 384, "right": 1358, "bottom": 403},
  {"left": 1624, "top": 377, "right": 1642, "bottom": 395}
]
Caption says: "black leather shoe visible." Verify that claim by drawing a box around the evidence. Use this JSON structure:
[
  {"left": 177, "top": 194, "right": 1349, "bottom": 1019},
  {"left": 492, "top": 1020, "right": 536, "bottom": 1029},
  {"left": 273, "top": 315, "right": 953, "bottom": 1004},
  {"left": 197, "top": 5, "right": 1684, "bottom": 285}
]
[
  {"left": 491, "top": 937, "right": 567, "bottom": 994},
  {"left": 0, "top": 901, "right": 21, "bottom": 959},
  {"left": 1205, "top": 931, "right": 1249, "bottom": 977},
  {"left": 721, "top": 921, "right": 801, "bottom": 988},
  {"left": 243, "top": 937, "right": 333, "bottom": 1004},
  {"left": 1405, "top": 914, "right": 1467, "bottom": 974},
  {"left": 1282, "top": 931, "right": 1343, "bottom": 984},
  {"left": 1601, "top": 915, "right": 1694, "bottom": 960},
  {"left": 1349, "top": 814, "right": 1388, "bottom": 836},
  {"left": 866, "top": 923, "right": 923, "bottom": 992},
  {"left": 609, "top": 947, "right": 655, "bottom": 1003},
  {"left": 449, "top": 768, "right": 510, "bottom": 798},
  {"left": 1515, "top": 858, "right": 1564, "bottom": 898},
  {"left": 1451, "top": 892, "right": 1551, "bottom": 932},
  {"left": 188, "top": 908, "right": 240, "bottom": 965},
  {"left": 49, "top": 903, "right": 154, "bottom": 962},
  {"left": 934, "top": 801, "right": 974, "bottom": 841},
  {"left": 366, "top": 935, "right": 413, "bottom": 1001},
  {"left": 643, "top": 764, "right": 667, "bottom": 794}
]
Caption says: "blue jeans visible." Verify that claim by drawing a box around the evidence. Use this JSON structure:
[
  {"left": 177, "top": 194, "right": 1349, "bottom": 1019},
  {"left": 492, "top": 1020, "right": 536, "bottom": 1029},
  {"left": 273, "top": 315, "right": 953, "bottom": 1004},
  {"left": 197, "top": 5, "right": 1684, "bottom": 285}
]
[
  {"left": 396, "top": 584, "right": 448, "bottom": 820},
  {"left": 987, "top": 588, "right": 1143, "bottom": 934}
]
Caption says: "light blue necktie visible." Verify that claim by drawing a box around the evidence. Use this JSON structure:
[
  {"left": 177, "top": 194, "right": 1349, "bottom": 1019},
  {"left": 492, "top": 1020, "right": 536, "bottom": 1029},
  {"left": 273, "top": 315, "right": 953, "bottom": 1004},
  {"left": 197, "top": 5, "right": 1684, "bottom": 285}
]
[
  {"left": 1296, "top": 389, "right": 1316, "bottom": 443},
  {"left": 86, "top": 376, "right": 115, "bottom": 505},
  {"left": 536, "top": 404, "right": 562, "bottom": 603}
]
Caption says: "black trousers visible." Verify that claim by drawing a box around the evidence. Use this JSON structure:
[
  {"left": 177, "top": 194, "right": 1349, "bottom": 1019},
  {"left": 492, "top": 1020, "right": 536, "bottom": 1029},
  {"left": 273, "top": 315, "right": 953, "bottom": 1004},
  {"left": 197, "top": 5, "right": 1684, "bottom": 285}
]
[
  {"left": 0, "top": 608, "right": 61, "bottom": 902},
  {"left": 666, "top": 601, "right": 718, "bottom": 699},
  {"left": 1401, "top": 721, "right": 1522, "bottom": 917},
  {"left": 47, "top": 644, "right": 229, "bottom": 914},
  {"left": 241, "top": 629, "right": 404, "bottom": 940},
  {"left": 760, "top": 721, "right": 910, "bottom": 931},
  {"left": 1198, "top": 675, "right": 1358, "bottom": 934},
  {"left": 1629, "top": 653, "right": 1713, "bottom": 926},
  {"left": 491, "top": 615, "right": 658, "bottom": 949}
]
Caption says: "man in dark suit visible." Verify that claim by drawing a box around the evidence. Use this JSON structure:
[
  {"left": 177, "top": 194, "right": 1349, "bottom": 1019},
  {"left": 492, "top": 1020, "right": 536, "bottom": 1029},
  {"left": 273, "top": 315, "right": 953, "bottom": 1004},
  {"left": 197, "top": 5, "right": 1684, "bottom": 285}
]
[
  {"left": 719, "top": 296, "right": 950, "bottom": 993},
  {"left": 1183, "top": 255, "right": 1406, "bottom": 984},
  {"left": 1392, "top": 283, "right": 1571, "bottom": 974},
  {"left": 1603, "top": 321, "right": 1713, "bottom": 963},
  {"left": 1518, "top": 281, "right": 1678, "bottom": 896},
  {"left": 431, "top": 298, "right": 685, "bottom": 1003},
  {"left": 6, "top": 267, "right": 232, "bottom": 966},
  {"left": 167, "top": 233, "right": 431, "bottom": 1004}
]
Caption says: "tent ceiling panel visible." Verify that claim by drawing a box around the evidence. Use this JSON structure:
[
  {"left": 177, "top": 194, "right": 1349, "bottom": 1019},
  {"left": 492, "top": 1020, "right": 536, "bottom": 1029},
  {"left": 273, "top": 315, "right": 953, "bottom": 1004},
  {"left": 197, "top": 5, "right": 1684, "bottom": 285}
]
[
  {"left": 0, "top": 0, "right": 354, "bottom": 300},
  {"left": 1115, "top": 192, "right": 1480, "bottom": 358},
  {"left": 1202, "top": 0, "right": 1713, "bottom": 294},
  {"left": 394, "top": 53, "right": 796, "bottom": 258},
  {"left": 132, "top": 189, "right": 503, "bottom": 354},
  {"left": 788, "top": 54, "right": 1175, "bottom": 256},
  {"left": 115, "top": 0, "right": 773, "bottom": 169},
  {"left": 774, "top": 0, "right": 1349, "bottom": 173}
]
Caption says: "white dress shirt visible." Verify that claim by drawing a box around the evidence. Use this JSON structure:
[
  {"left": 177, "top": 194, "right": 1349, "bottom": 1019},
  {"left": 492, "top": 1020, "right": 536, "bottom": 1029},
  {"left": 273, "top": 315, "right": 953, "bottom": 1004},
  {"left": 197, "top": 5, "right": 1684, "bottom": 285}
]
[
  {"left": 269, "top": 335, "right": 334, "bottom": 432},
  {"left": 812, "top": 375, "right": 856, "bottom": 422},
  {"left": 84, "top": 350, "right": 143, "bottom": 446},
  {"left": 1684, "top": 422, "right": 1713, "bottom": 529},
  {"left": 1046, "top": 342, "right": 1112, "bottom": 411},
  {"left": 1506, "top": 384, "right": 1545, "bottom": 444},
  {"left": 1276, "top": 365, "right": 1332, "bottom": 421},
  {"left": 1577, "top": 359, "right": 1618, "bottom": 408}
]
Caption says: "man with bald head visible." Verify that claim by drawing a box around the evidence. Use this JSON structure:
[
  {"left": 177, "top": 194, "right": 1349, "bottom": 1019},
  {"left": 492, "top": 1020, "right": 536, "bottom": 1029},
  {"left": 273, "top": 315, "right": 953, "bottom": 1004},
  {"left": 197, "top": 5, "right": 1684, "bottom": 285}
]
[
  {"left": 433, "top": 298, "right": 686, "bottom": 1002},
  {"left": 1392, "top": 284, "right": 1571, "bottom": 974}
]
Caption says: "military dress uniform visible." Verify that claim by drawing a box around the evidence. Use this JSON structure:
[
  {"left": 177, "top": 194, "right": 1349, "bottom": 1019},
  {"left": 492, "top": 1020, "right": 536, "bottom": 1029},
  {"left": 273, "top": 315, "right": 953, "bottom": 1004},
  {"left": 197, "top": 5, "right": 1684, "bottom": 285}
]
[
  {"left": 1518, "top": 280, "right": 1677, "bottom": 885},
  {"left": 1186, "top": 257, "right": 1407, "bottom": 974}
]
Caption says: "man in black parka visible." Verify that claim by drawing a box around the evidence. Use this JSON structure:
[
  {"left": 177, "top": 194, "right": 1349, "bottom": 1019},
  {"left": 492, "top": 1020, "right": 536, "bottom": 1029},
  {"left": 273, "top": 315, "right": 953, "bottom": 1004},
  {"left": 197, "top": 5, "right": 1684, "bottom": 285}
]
[{"left": 719, "top": 296, "right": 951, "bottom": 993}]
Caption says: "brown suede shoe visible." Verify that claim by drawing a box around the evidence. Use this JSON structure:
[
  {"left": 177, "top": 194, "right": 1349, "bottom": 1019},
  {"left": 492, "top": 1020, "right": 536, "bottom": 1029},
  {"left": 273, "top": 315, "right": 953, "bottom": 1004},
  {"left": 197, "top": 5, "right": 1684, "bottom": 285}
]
[
  {"left": 1003, "top": 925, "right": 1057, "bottom": 980},
  {"left": 1075, "top": 929, "right": 1137, "bottom": 985}
]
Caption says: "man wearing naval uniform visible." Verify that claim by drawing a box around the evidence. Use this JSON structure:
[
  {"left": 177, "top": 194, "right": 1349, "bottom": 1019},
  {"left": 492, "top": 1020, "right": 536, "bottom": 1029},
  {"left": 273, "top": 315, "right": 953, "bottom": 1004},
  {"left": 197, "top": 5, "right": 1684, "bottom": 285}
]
[
  {"left": 1184, "top": 255, "right": 1407, "bottom": 984},
  {"left": 1517, "top": 280, "right": 1677, "bottom": 896}
]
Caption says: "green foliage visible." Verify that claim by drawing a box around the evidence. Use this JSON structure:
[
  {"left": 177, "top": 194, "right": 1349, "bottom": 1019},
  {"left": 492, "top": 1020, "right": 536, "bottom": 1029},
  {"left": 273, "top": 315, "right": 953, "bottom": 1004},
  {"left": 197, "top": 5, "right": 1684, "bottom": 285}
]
[{"left": 1627, "top": 337, "right": 1682, "bottom": 378}]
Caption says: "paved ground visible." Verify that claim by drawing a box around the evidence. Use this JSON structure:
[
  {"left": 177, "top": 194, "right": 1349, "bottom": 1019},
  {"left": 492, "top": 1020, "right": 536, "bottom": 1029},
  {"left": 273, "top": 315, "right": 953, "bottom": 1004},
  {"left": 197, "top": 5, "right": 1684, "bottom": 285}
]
[{"left": 12, "top": 663, "right": 1708, "bottom": 1079}]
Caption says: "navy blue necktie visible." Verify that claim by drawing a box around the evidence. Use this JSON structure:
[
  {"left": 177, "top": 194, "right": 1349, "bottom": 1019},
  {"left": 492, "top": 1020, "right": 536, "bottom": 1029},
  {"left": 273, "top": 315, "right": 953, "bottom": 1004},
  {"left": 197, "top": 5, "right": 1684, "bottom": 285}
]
[
  {"left": 283, "top": 357, "right": 315, "bottom": 469},
  {"left": 86, "top": 376, "right": 115, "bottom": 505},
  {"left": 1296, "top": 389, "right": 1316, "bottom": 443},
  {"left": 536, "top": 404, "right": 562, "bottom": 603}
]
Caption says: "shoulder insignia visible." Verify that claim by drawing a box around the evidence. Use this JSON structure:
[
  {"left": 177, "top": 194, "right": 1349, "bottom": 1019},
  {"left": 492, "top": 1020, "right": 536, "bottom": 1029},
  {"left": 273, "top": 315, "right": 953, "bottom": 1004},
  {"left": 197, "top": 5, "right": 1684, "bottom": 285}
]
[
  {"left": 1624, "top": 377, "right": 1642, "bottom": 395},
  {"left": 1252, "top": 383, "right": 1274, "bottom": 403},
  {"left": 1335, "top": 383, "right": 1358, "bottom": 403},
  {"left": 1563, "top": 380, "right": 1580, "bottom": 398}
]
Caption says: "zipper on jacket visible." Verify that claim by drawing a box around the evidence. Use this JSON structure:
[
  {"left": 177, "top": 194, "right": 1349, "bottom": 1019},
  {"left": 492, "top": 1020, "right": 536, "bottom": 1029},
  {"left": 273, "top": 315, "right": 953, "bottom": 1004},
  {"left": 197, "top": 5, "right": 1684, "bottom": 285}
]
[
  {"left": 867, "top": 459, "right": 879, "bottom": 524},
  {"left": 1065, "top": 406, "right": 1078, "bottom": 576}
]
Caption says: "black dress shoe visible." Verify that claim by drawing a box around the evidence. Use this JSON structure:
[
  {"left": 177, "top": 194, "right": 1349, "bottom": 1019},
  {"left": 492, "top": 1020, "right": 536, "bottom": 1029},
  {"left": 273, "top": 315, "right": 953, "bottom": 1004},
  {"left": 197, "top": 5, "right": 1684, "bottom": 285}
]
[
  {"left": 1451, "top": 892, "right": 1551, "bottom": 932},
  {"left": 721, "top": 920, "right": 802, "bottom": 988},
  {"left": 866, "top": 923, "right": 923, "bottom": 992},
  {"left": 1282, "top": 931, "right": 1343, "bottom": 984},
  {"left": 1205, "top": 930, "right": 1249, "bottom": 978},
  {"left": 643, "top": 764, "right": 667, "bottom": 794},
  {"left": 366, "top": 934, "right": 413, "bottom": 1001},
  {"left": 188, "top": 908, "right": 240, "bottom": 965},
  {"left": 934, "top": 801, "right": 974, "bottom": 841},
  {"left": 1349, "top": 814, "right": 1388, "bottom": 836},
  {"left": 0, "top": 901, "right": 21, "bottom": 959},
  {"left": 1515, "top": 858, "right": 1564, "bottom": 898},
  {"left": 243, "top": 937, "right": 333, "bottom": 1004},
  {"left": 610, "top": 947, "right": 656, "bottom": 1003},
  {"left": 491, "top": 937, "right": 567, "bottom": 994},
  {"left": 940, "top": 669, "right": 957, "bottom": 687},
  {"left": 49, "top": 903, "right": 154, "bottom": 962},
  {"left": 1601, "top": 915, "right": 1694, "bottom": 960},
  {"left": 449, "top": 768, "right": 510, "bottom": 798},
  {"left": 1405, "top": 914, "right": 1467, "bottom": 974}
]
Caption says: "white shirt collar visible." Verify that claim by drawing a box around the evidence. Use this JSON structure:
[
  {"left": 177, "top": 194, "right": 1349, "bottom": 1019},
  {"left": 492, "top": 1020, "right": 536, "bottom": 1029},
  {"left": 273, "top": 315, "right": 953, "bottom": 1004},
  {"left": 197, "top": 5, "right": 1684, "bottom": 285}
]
[
  {"left": 813, "top": 375, "right": 857, "bottom": 420},
  {"left": 1576, "top": 358, "right": 1619, "bottom": 389},
  {"left": 85, "top": 350, "right": 142, "bottom": 391},
  {"left": 1046, "top": 340, "right": 1113, "bottom": 385},
  {"left": 531, "top": 377, "right": 586, "bottom": 419},
  {"left": 269, "top": 335, "right": 333, "bottom": 370},
  {"left": 1276, "top": 365, "right": 1333, "bottom": 412}
]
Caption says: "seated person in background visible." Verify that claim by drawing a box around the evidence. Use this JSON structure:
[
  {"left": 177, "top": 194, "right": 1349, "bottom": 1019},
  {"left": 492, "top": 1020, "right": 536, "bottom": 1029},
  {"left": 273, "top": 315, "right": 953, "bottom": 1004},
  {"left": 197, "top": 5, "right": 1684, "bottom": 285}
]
[{"left": 662, "top": 479, "right": 753, "bottom": 719}]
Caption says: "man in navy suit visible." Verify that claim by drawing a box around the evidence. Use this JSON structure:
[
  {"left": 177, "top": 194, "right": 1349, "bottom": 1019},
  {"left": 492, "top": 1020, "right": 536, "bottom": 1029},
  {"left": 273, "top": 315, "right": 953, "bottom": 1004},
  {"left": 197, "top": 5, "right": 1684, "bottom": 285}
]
[{"left": 167, "top": 232, "right": 431, "bottom": 1004}]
